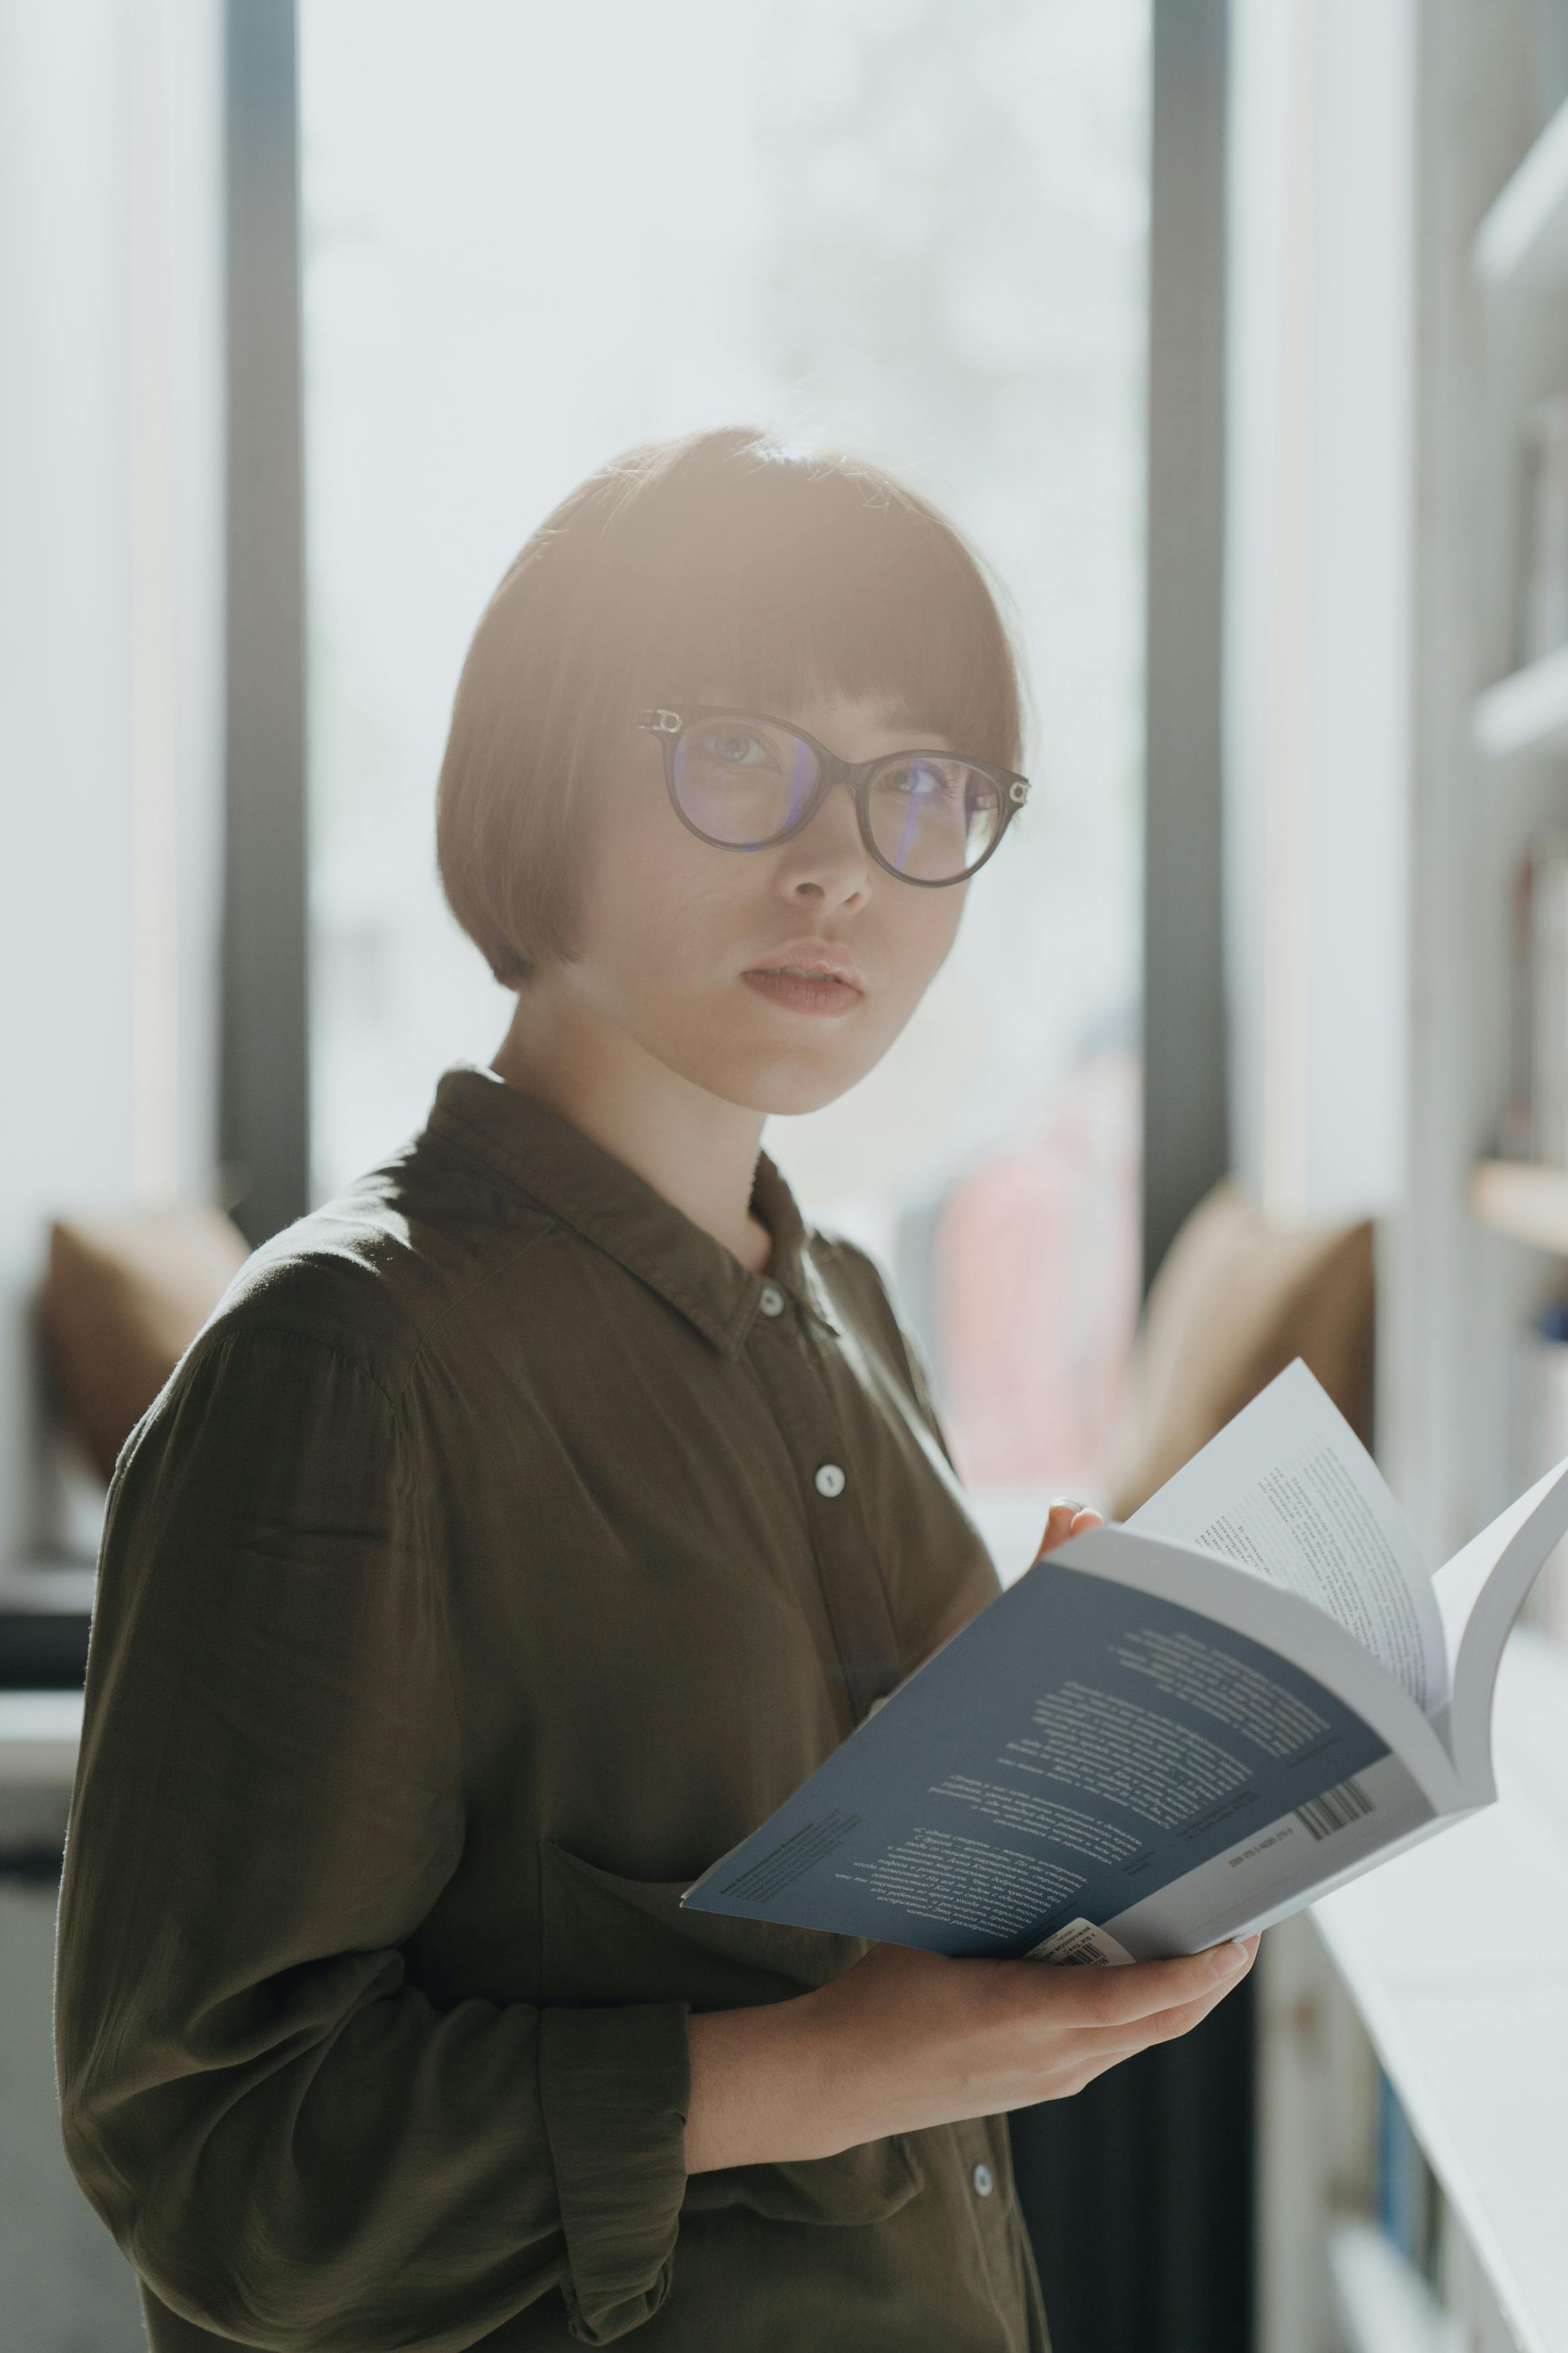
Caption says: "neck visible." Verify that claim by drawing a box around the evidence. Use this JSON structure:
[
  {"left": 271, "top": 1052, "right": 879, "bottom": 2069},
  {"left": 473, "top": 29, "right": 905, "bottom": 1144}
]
[{"left": 490, "top": 982, "right": 775, "bottom": 1274}]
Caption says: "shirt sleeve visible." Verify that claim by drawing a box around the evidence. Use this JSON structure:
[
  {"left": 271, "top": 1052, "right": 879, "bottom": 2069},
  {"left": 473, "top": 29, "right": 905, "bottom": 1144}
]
[{"left": 55, "top": 1322, "right": 690, "bottom": 2352}]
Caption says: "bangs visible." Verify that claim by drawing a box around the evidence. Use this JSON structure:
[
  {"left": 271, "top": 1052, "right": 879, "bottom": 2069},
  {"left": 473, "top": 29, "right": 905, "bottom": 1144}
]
[{"left": 600, "top": 452, "right": 1024, "bottom": 771}]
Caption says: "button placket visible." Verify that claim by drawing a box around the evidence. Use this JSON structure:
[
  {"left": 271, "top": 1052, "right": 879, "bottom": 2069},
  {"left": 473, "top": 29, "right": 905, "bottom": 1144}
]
[{"left": 745, "top": 1323, "right": 901, "bottom": 1726}]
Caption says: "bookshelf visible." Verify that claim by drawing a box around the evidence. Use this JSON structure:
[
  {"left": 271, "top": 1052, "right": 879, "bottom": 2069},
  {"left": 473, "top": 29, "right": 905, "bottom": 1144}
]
[
  {"left": 1257, "top": 17, "right": 1568, "bottom": 2353},
  {"left": 1385, "top": 18, "right": 1568, "bottom": 2344},
  {"left": 1461, "top": 38, "right": 1568, "bottom": 1326},
  {"left": 1369, "top": 9, "right": 1560, "bottom": 1575},
  {"left": 1471, "top": 83, "right": 1568, "bottom": 766}
]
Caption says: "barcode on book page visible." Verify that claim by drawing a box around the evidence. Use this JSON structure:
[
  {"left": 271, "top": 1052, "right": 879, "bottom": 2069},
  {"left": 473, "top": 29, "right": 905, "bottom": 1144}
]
[{"left": 1294, "top": 1778, "right": 1374, "bottom": 1842}]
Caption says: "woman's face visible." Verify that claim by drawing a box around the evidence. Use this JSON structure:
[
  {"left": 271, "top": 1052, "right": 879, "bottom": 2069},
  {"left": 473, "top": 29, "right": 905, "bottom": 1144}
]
[{"left": 559, "top": 692, "right": 971, "bottom": 1116}]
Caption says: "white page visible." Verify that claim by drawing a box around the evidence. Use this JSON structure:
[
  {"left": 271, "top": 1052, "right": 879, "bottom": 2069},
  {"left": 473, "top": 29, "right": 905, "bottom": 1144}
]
[
  {"left": 1126, "top": 1361, "right": 1448, "bottom": 1714},
  {"left": 1432, "top": 1453, "right": 1568, "bottom": 1793}
]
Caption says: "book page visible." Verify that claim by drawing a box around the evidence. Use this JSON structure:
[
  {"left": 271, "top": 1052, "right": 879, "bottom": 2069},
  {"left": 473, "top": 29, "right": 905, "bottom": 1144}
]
[
  {"left": 1433, "top": 1454, "right": 1568, "bottom": 1793},
  {"left": 1126, "top": 1361, "right": 1448, "bottom": 1714}
]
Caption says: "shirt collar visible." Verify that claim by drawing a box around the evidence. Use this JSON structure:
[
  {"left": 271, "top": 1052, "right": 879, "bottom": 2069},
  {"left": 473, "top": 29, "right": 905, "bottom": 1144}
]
[{"left": 422, "top": 1064, "right": 839, "bottom": 1357}]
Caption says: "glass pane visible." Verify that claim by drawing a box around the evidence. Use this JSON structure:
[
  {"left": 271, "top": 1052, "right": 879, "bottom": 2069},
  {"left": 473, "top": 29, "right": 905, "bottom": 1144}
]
[
  {"left": 864, "top": 762, "right": 1001, "bottom": 882},
  {"left": 301, "top": 0, "right": 1147, "bottom": 1529},
  {"left": 673, "top": 718, "right": 821, "bottom": 846}
]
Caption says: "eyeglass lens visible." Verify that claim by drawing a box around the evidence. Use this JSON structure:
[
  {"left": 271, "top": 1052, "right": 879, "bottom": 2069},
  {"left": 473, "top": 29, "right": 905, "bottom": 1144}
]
[{"left": 671, "top": 717, "right": 1005, "bottom": 881}]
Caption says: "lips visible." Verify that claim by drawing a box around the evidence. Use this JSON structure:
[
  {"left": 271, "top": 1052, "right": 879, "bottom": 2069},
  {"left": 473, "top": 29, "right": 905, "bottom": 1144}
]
[
  {"left": 740, "top": 939, "right": 866, "bottom": 1019},
  {"left": 741, "top": 939, "right": 867, "bottom": 991},
  {"left": 741, "top": 969, "right": 863, "bottom": 1016}
]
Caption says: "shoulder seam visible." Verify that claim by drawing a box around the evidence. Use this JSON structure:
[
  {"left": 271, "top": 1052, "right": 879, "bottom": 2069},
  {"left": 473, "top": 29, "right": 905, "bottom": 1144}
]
[
  {"left": 389, "top": 1222, "right": 561, "bottom": 1408},
  {"left": 205, "top": 1213, "right": 565, "bottom": 1414},
  {"left": 183, "top": 1322, "right": 405, "bottom": 1411}
]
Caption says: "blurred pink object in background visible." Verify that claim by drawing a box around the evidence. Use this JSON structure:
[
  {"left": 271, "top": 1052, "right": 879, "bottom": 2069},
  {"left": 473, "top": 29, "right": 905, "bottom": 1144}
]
[{"left": 937, "top": 1046, "right": 1141, "bottom": 1491}]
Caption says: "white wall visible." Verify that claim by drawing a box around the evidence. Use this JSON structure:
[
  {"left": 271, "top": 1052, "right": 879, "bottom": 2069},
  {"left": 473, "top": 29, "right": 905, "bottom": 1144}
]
[
  {"left": 0, "top": 0, "right": 224, "bottom": 1565},
  {"left": 1223, "top": 0, "right": 1415, "bottom": 1225}
]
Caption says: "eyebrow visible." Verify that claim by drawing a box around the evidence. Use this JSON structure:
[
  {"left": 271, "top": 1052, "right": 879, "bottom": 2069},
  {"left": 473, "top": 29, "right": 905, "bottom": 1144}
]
[
  {"left": 877, "top": 714, "right": 957, "bottom": 746},
  {"left": 829, "top": 702, "right": 952, "bottom": 741},
  {"left": 701, "top": 688, "right": 952, "bottom": 742}
]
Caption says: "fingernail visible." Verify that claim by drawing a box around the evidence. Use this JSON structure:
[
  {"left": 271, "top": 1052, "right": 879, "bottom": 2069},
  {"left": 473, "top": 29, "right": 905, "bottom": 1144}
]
[
  {"left": 1050, "top": 1496, "right": 1086, "bottom": 1515},
  {"left": 1211, "top": 1940, "right": 1249, "bottom": 1978}
]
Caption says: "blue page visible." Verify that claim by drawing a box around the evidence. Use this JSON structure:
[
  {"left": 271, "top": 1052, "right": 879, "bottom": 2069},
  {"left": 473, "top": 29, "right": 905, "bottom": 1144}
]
[{"left": 683, "top": 1560, "right": 1389, "bottom": 1957}]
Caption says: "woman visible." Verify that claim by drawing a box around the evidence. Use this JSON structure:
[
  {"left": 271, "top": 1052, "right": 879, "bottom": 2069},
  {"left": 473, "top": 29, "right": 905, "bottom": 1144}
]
[{"left": 56, "top": 427, "right": 1255, "bottom": 2352}]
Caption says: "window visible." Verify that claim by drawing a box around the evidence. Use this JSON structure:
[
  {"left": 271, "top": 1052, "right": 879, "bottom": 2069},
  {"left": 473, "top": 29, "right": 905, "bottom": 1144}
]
[{"left": 300, "top": 0, "right": 1149, "bottom": 1525}]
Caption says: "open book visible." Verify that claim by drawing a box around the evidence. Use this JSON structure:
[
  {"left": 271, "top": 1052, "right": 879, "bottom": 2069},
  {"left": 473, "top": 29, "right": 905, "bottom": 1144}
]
[{"left": 684, "top": 1361, "right": 1568, "bottom": 1962}]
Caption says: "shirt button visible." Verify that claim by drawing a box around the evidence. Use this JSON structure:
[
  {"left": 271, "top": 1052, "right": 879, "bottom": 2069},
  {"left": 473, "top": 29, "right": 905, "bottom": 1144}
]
[
  {"left": 972, "top": 2162, "right": 994, "bottom": 2198},
  {"left": 758, "top": 1284, "right": 786, "bottom": 1317},
  {"left": 813, "top": 1463, "right": 846, "bottom": 1499}
]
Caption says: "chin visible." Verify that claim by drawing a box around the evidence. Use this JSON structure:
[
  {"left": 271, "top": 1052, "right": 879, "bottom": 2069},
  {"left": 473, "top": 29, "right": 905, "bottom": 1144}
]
[
  {"left": 692, "top": 1045, "right": 867, "bottom": 1120},
  {"left": 645, "top": 1000, "right": 894, "bottom": 1117},
  {"left": 741, "top": 1063, "right": 872, "bottom": 1119}
]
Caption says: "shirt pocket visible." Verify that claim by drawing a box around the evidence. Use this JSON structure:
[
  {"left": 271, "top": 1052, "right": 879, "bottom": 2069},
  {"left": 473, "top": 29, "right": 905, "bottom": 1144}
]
[{"left": 538, "top": 1839, "right": 925, "bottom": 2228}]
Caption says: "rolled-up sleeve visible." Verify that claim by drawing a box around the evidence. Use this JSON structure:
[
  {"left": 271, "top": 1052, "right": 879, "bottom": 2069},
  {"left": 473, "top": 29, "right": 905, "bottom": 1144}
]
[
  {"left": 54, "top": 1324, "right": 690, "bottom": 2352},
  {"left": 539, "top": 2006, "right": 693, "bottom": 2343}
]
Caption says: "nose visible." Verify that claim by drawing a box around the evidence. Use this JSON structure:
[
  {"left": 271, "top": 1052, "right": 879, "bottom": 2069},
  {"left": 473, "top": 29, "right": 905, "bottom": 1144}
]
[{"left": 775, "top": 778, "right": 873, "bottom": 910}]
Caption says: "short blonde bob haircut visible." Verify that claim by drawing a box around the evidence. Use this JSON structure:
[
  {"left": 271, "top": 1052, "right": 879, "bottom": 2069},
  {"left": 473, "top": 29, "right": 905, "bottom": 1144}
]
[{"left": 436, "top": 424, "right": 1024, "bottom": 988}]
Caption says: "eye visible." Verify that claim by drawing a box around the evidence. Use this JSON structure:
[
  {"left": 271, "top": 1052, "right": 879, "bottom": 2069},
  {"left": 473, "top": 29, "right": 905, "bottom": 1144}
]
[
  {"left": 693, "top": 724, "right": 776, "bottom": 769},
  {"left": 888, "top": 758, "right": 963, "bottom": 800}
]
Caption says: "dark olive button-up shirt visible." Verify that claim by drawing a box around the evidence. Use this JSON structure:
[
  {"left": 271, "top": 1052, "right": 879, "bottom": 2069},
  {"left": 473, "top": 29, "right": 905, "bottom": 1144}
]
[{"left": 56, "top": 1064, "right": 1050, "bottom": 2352}]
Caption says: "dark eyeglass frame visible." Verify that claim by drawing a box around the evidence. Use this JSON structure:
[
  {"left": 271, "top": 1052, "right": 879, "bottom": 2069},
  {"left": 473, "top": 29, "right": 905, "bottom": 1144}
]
[{"left": 636, "top": 705, "right": 1030, "bottom": 888}]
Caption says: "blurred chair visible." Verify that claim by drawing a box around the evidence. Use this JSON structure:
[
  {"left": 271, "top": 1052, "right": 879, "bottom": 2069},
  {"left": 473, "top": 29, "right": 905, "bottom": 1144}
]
[
  {"left": 5, "top": 1207, "right": 249, "bottom": 1691},
  {"left": 41, "top": 1207, "right": 250, "bottom": 1484},
  {"left": 1102, "top": 1176, "right": 1375, "bottom": 1519}
]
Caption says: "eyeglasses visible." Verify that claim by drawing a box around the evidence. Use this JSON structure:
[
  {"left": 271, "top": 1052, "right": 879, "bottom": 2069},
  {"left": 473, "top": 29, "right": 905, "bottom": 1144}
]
[{"left": 636, "top": 706, "right": 1030, "bottom": 887}]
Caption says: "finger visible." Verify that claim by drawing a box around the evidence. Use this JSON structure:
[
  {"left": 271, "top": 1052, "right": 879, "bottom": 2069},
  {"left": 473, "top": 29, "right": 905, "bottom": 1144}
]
[
  {"left": 1122, "top": 1947, "right": 1260, "bottom": 2044},
  {"left": 1061, "top": 2007, "right": 1229, "bottom": 2095},
  {"left": 1035, "top": 1497, "right": 1088, "bottom": 1558},
  {"left": 1059, "top": 1953, "right": 1259, "bottom": 2071},
  {"left": 1119, "top": 1939, "right": 1261, "bottom": 2044},
  {"left": 1020, "top": 1938, "right": 1255, "bottom": 2029},
  {"left": 1027, "top": 1995, "right": 1243, "bottom": 2103},
  {"left": 1069, "top": 1508, "right": 1104, "bottom": 1536}
]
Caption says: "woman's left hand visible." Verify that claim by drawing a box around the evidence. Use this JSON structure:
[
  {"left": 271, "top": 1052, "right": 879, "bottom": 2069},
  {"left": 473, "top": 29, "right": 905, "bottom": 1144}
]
[{"left": 1034, "top": 1495, "right": 1104, "bottom": 1558}]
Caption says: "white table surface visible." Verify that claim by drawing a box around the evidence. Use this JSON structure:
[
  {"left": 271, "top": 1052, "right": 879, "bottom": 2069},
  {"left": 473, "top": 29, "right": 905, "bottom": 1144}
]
[{"left": 1314, "top": 1630, "right": 1568, "bottom": 2353}]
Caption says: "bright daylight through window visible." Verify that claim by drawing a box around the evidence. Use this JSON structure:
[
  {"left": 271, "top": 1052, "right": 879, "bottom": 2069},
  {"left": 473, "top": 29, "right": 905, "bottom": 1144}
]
[{"left": 300, "top": 0, "right": 1149, "bottom": 1515}]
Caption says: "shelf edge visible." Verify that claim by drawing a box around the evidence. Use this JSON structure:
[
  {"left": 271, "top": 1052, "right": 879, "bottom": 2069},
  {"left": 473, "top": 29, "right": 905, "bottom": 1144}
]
[
  {"left": 1473, "top": 647, "right": 1568, "bottom": 760},
  {"left": 1473, "top": 92, "right": 1568, "bottom": 286}
]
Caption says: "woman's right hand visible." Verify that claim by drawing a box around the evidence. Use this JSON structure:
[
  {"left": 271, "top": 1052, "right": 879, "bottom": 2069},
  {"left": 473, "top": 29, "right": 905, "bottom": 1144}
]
[{"left": 684, "top": 1932, "right": 1258, "bottom": 2172}]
